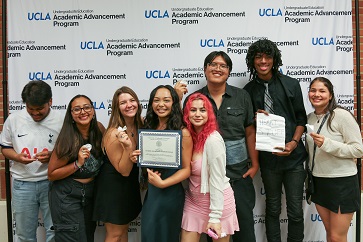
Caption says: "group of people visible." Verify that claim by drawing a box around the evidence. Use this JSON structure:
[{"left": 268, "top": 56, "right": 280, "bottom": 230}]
[{"left": 1, "top": 38, "right": 362, "bottom": 242}]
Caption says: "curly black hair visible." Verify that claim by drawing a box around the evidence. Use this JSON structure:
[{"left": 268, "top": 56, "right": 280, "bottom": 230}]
[{"left": 245, "top": 39, "right": 283, "bottom": 80}]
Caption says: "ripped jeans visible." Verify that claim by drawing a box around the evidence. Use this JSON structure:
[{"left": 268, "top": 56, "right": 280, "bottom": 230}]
[{"left": 49, "top": 177, "right": 96, "bottom": 242}]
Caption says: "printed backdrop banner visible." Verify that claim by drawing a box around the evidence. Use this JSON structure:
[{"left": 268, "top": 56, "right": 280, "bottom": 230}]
[{"left": 7, "top": 0, "right": 355, "bottom": 242}]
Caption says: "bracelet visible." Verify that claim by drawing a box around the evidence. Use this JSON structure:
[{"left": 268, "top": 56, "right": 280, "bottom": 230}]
[
  {"left": 74, "top": 160, "right": 82, "bottom": 169},
  {"left": 292, "top": 139, "right": 299, "bottom": 146}
]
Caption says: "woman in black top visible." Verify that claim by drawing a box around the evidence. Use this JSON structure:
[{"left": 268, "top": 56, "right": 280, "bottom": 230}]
[
  {"left": 93, "top": 86, "right": 142, "bottom": 242},
  {"left": 48, "top": 94, "right": 105, "bottom": 242},
  {"left": 141, "top": 85, "right": 192, "bottom": 242}
]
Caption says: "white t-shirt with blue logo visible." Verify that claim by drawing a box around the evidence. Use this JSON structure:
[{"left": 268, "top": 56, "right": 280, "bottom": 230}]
[{"left": 0, "top": 108, "right": 63, "bottom": 181}]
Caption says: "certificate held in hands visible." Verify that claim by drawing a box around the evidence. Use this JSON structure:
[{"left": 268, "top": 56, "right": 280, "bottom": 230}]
[
  {"left": 255, "top": 113, "right": 285, "bottom": 152},
  {"left": 138, "top": 129, "right": 182, "bottom": 169}
]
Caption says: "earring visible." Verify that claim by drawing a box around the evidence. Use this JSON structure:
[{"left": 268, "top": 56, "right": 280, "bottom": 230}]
[{"left": 93, "top": 115, "right": 95, "bottom": 119}]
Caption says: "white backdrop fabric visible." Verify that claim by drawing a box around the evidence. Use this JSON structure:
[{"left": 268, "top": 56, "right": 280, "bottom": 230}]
[{"left": 7, "top": 0, "right": 356, "bottom": 241}]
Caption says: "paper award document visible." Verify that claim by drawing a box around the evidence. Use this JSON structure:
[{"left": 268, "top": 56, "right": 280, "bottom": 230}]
[
  {"left": 255, "top": 113, "right": 286, "bottom": 152},
  {"left": 138, "top": 129, "right": 182, "bottom": 169}
]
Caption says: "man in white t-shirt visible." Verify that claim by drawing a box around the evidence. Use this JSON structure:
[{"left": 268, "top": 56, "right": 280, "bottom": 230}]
[{"left": 0, "top": 81, "right": 63, "bottom": 242}]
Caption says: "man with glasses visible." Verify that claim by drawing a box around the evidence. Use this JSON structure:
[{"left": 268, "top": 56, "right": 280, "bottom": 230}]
[
  {"left": 0, "top": 80, "right": 63, "bottom": 242},
  {"left": 176, "top": 51, "right": 259, "bottom": 242},
  {"left": 244, "top": 39, "right": 307, "bottom": 242}
]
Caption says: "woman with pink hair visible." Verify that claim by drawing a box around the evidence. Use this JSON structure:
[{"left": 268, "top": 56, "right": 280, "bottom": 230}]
[{"left": 181, "top": 93, "right": 239, "bottom": 242}]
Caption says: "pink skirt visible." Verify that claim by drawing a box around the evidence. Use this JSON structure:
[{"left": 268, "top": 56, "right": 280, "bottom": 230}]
[{"left": 181, "top": 186, "right": 239, "bottom": 235}]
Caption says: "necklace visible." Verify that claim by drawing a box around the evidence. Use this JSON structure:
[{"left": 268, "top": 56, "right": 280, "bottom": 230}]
[
  {"left": 315, "top": 113, "right": 325, "bottom": 123},
  {"left": 129, "top": 127, "right": 135, "bottom": 137}
]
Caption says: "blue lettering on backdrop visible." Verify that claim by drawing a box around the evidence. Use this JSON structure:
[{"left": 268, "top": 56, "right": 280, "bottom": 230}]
[
  {"left": 28, "top": 72, "right": 52, "bottom": 81},
  {"left": 93, "top": 101, "right": 105, "bottom": 110},
  {"left": 258, "top": 8, "right": 282, "bottom": 17},
  {"left": 28, "top": 12, "right": 51, "bottom": 21},
  {"left": 312, "top": 37, "right": 334, "bottom": 46},
  {"left": 80, "top": 41, "right": 105, "bottom": 50},
  {"left": 310, "top": 214, "right": 322, "bottom": 222},
  {"left": 200, "top": 39, "right": 225, "bottom": 48},
  {"left": 144, "top": 10, "right": 169, "bottom": 18},
  {"left": 145, "top": 70, "right": 170, "bottom": 79}
]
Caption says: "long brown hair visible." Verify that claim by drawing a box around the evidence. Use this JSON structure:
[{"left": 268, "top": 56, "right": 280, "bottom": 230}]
[
  {"left": 106, "top": 86, "right": 143, "bottom": 131},
  {"left": 54, "top": 94, "right": 103, "bottom": 161},
  {"left": 309, "top": 77, "right": 356, "bottom": 130}
]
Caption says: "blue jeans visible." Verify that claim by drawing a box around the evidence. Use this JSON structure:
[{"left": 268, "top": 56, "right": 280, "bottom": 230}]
[
  {"left": 261, "top": 164, "right": 306, "bottom": 242},
  {"left": 12, "top": 179, "right": 55, "bottom": 242}
]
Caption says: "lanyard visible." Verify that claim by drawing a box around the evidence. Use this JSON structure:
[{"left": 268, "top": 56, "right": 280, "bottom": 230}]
[{"left": 311, "top": 113, "right": 329, "bottom": 171}]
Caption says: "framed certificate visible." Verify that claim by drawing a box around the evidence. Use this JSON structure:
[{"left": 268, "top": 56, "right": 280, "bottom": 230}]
[{"left": 138, "top": 129, "right": 182, "bottom": 169}]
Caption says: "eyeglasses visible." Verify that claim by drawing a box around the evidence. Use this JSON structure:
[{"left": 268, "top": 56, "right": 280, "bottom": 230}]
[
  {"left": 207, "top": 62, "right": 229, "bottom": 70},
  {"left": 71, "top": 104, "right": 93, "bottom": 114}
]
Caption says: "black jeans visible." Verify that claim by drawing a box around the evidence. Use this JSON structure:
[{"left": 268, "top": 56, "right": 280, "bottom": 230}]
[
  {"left": 207, "top": 173, "right": 256, "bottom": 242},
  {"left": 230, "top": 176, "right": 256, "bottom": 242},
  {"left": 49, "top": 177, "right": 96, "bottom": 242},
  {"left": 261, "top": 164, "right": 306, "bottom": 242}
]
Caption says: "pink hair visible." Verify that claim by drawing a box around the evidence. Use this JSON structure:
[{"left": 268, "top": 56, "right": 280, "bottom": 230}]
[{"left": 183, "top": 93, "right": 219, "bottom": 152}]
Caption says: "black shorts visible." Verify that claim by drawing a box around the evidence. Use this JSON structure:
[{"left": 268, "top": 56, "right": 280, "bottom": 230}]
[{"left": 311, "top": 174, "right": 360, "bottom": 213}]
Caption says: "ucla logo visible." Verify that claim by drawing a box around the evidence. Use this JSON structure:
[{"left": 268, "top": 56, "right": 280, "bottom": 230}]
[
  {"left": 28, "top": 12, "right": 51, "bottom": 21},
  {"left": 145, "top": 10, "right": 169, "bottom": 18},
  {"left": 29, "top": 72, "right": 52, "bottom": 81},
  {"left": 259, "top": 8, "right": 282, "bottom": 17},
  {"left": 145, "top": 70, "right": 170, "bottom": 79},
  {"left": 92, "top": 101, "right": 105, "bottom": 110},
  {"left": 310, "top": 214, "right": 322, "bottom": 222},
  {"left": 312, "top": 37, "right": 334, "bottom": 46},
  {"left": 80, "top": 41, "right": 104, "bottom": 50},
  {"left": 200, "top": 39, "right": 225, "bottom": 48}
]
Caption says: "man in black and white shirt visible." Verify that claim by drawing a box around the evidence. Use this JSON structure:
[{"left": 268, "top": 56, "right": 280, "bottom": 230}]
[{"left": 1, "top": 81, "right": 63, "bottom": 242}]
